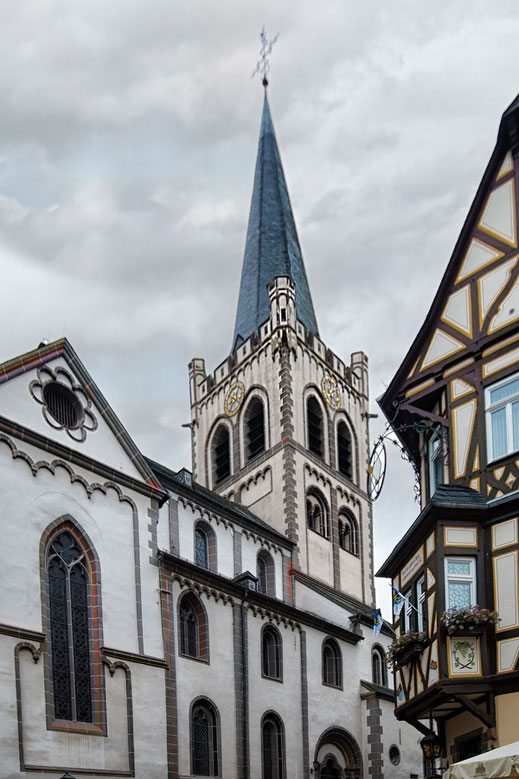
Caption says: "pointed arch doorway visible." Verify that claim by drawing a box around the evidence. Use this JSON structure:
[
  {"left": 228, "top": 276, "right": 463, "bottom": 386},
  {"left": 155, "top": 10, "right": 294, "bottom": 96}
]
[{"left": 314, "top": 728, "right": 363, "bottom": 778}]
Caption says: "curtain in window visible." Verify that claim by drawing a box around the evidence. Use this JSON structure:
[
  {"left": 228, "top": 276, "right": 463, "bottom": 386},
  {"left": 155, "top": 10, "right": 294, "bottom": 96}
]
[{"left": 491, "top": 408, "right": 507, "bottom": 459}]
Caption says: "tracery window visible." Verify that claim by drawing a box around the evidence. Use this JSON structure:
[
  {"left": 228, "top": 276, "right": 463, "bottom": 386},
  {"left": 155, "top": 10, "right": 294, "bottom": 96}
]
[
  {"left": 307, "top": 397, "right": 324, "bottom": 458},
  {"left": 306, "top": 490, "right": 329, "bottom": 538},
  {"left": 338, "top": 510, "right": 358, "bottom": 555},
  {"left": 46, "top": 529, "right": 93, "bottom": 722},
  {"left": 337, "top": 421, "right": 353, "bottom": 479},
  {"left": 322, "top": 638, "right": 342, "bottom": 688},
  {"left": 262, "top": 713, "right": 286, "bottom": 779},
  {"left": 191, "top": 699, "right": 220, "bottom": 776},
  {"left": 257, "top": 550, "right": 276, "bottom": 596},
  {"left": 212, "top": 425, "right": 231, "bottom": 484},
  {"left": 371, "top": 645, "right": 387, "bottom": 687},
  {"left": 245, "top": 397, "right": 266, "bottom": 461},
  {"left": 178, "top": 592, "right": 208, "bottom": 661},
  {"left": 262, "top": 625, "right": 282, "bottom": 680}
]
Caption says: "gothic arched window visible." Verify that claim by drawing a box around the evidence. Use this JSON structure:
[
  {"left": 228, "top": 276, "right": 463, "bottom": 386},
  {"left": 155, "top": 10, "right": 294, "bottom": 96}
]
[
  {"left": 194, "top": 521, "right": 216, "bottom": 570},
  {"left": 191, "top": 699, "right": 220, "bottom": 776},
  {"left": 262, "top": 712, "right": 286, "bottom": 779},
  {"left": 322, "top": 638, "right": 342, "bottom": 688},
  {"left": 338, "top": 510, "right": 359, "bottom": 556},
  {"left": 306, "top": 490, "right": 329, "bottom": 538},
  {"left": 307, "top": 397, "right": 324, "bottom": 458},
  {"left": 212, "top": 424, "right": 231, "bottom": 485},
  {"left": 178, "top": 592, "right": 209, "bottom": 661},
  {"left": 46, "top": 528, "right": 94, "bottom": 722},
  {"left": 245, "top": 396, "right": 266, "bottom": 461},
  {"left": 262, "top": 625, "right": 282, "bottom": 680},
  {"left": 257, "top": 550, "right": 276, "bottom": 596},
  {"left": 337, "top": 421, "right": 353, "bottom": 479},
  {"left": 372, "top": 645, "right": 387, "bottom": 687}
]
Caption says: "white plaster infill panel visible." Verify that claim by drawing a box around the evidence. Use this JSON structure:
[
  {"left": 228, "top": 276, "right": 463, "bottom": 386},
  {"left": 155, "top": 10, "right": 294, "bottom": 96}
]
[
  {"left": 456, "top": 238, "right": 504, "bottom": 283},
  {"left": 447, "top": 636, "right": 481, "bottom": 677},
  {"left": 478, "top": 258, "right": 518, "bottom": 326},
  {"left": 444, "top": 526, "right": 478, "bottom": 547},
  {"left": 450, "top": 378, "right": 474, "bottom": 401},
  {"left": 441, "top": 286, "right": 472, "bottom": 337},
  {"left": 479, "top": 178, "right": 517, "bottom": 247},
  {"left": 400, "top": 546, "right": 424, "bottom": 588},
  {"left": 492, "top": 518, "right": 518, "bottom": 551},
  {"left": 420, "top": 330, "right": 465, "bottom": 371},
  {"left": 497, "top": 151, "right": 514, "bottom": 180},
  {"left": 489, "top": 271, "right": 519, "bottom": 333},
  {"left": 426, "top": 532, "right": 435, "bottom": 558},
  {"left": 452, "top": 400, "right": 477, "bottom": 479},
  {"left": 483, "top": 345, "right": 519, "bottom": 378},
  {"left": 493, "top": 550, "right": 519, "bottom": 632},
  {"left": 0, "top": 356, "right": 144, "bottom": 482},
  {"left": 497, "top": 636, "right": 519, "bottom": 673}
]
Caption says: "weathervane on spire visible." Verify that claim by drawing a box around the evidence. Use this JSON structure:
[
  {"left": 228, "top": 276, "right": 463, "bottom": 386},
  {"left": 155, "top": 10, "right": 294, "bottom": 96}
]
[{"left": 252, "top": 27, "right": 279, "bottom": 87}]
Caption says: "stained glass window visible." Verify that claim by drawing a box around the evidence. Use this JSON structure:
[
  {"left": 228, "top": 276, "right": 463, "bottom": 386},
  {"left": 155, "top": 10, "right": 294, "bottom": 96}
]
[
  {"left": 179, "top": 592, "right": 208, "bottom": 661},
  {"left": 322, "top": 638, "right": 342, "bottom": 687},
  {"left": 195, "top": 527, "right": 209, "bottom": 569},
  {"left": 262, "top": 626, "right": 281, "bottom": 679},
  {"left": 192, "top": 702, "right": 219, "bottom": 776},
  {"left": 47, "top": 530, "right": 92, "bottom": 722},
  {"left": 257, "top": 551, "right": 275, "bottom": 596},
  {"left": 262, "top": 715, "right": 285, "bottom": 779},
  {"left": 445, "top": 557, "right": 476, "bottom": 610}
]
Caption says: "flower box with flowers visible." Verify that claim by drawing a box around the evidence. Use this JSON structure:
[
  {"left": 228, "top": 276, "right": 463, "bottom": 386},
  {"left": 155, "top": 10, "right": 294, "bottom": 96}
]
[
  {"left": 388, "top": 632, "right": 428, "bottom": 667},
  {"left": 441, "top": 607, "right": 499, "bottom": 636}
]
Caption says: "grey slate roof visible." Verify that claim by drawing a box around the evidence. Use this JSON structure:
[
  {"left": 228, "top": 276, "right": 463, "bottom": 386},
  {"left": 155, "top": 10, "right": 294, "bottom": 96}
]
[
  {"left": 430, "top": 484, "right": 486, "bottom": 505},
  {"left": 232, "top": 92, "right": 319, "bottom": 348}
]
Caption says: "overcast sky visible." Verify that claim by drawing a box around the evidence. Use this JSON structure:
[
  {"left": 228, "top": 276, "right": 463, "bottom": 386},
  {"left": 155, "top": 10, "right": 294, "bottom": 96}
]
[{"left": 2, "top": 0, "right": 519, "bottom": 616}]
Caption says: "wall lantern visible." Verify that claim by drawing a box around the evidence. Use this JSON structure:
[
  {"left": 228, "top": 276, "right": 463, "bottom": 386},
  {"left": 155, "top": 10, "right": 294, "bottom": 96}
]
[{"left": 420, "top": 731, "right": 442, "bottom": 778}]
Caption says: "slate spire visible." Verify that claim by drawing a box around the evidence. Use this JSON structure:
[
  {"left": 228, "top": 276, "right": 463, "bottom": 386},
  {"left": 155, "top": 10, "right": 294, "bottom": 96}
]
[{"left": 232, "top": 90, "right": 319, "bottom": 348}]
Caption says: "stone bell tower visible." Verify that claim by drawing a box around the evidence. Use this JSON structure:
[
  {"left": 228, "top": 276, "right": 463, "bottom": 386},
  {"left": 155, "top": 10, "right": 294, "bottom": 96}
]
[{"left": 189, "top": 87, "right": 374, "bottom": 605}]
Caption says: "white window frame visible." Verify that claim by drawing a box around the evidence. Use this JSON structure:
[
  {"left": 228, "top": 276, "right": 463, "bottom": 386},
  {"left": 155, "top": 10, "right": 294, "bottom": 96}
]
[
  {"left": 428, "top": 433, "right": 444, "bottom": 497},
  {"left": 417, "top": 575, "right": 427, "bottom": 633},
  {"left": 485, "top": 371, "right": 519, "bottom": 463},
  {"left": 402, "top": 588, "right": 413, "bottom": 633},
  {"left": 444, "top": 557, "right": 476, "bottom": 610}
]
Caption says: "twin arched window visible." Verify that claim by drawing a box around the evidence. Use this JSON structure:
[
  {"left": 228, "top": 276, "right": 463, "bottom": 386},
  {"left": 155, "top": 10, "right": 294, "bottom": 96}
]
[
  {"left": 372, "top": 645, "right": 387, "bottom": 687},
  {"left": 212, "top": 425, "right": 231, "bottom": 485},
  {"left": 178, "top": 591, "right": 209, "bottom": 662},
  {"left": 322, "top": 638, "right": 342, "bottom": 688},
  {"left": 338, "top": 510, "right": 359, "bottom": 556},
  {"left": 306, "top": 490, "right": 329, "bottom": 538},
  {"left": 262, "top": 713, "right": 286, "bottom": 779},
  {"left": 46, "top": 526, "right": 96, "bottom": 723},
  {"left": 262, "top": 625, "right": 282, "bottom": 680},
  {"left": 191, "top": 699, "right": 220, "bottom": 776},
  {"left": 257, "top": 550, "right": 276, "bottom": 596}
]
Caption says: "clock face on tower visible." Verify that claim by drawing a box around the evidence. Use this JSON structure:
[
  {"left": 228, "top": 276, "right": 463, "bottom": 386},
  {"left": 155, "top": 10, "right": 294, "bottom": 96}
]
[
  {"left": 224, "top": 381, "right": 245, "bottom": 417},
  {"left": 321, "top": 375, "right": 341, "bottom": 410}
]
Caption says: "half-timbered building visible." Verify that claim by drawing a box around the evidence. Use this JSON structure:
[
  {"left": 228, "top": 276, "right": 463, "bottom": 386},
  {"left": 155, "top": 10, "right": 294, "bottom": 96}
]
[{"left": 377, "top": 94, "right": 519, "bottom": 769}]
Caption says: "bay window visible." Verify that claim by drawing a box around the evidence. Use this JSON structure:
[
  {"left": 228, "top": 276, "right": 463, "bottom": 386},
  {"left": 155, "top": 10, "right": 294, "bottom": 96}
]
[{"left": 485, "top": 372, "right": 519, "bottom": 462}]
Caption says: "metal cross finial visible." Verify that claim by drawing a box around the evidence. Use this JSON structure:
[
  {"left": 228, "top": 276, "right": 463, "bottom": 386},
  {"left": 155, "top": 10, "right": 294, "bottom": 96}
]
[{"left": 252, "top": 27, "right": 279, "bottom": 87}]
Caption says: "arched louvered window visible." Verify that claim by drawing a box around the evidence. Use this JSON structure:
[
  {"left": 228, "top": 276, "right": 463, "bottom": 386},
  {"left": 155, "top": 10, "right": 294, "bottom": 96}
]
[
  {"left": 322, "top": 638, "right": 342, "bottom": 688},
  {"left": 306, "top": 490, "right": 330, "bottom": 538},
  {"left": 262, "top": 625, "right": 282, "bottom": 680},
  {"left": 372, "top": 646, "right": 387, "bottom": 687},
  {"left": 194, "top": 521, "right": 216, "bottom": 570},
  {"left": 337, "top": 421, "right": 353, "bottom": 479},
  {"left": 178, "top": 592, "right": 209, "bottom": 661},
  {"left": 46, "top": 529, "right": 93, "bottom": 722},
  {"left": 307, "top": 397, "right": 324, "bottom": 458},
  {"left": 257, "top": 550, "right": 276, "bottom": 596},
  {"left": 338, "top": 511, "right": 359, "bottom": 556},
  {"left": 246, "top": 397, "right": 266, "bottom": 461},
  {"left": 262, "top": 713, "right": 286, "bottom": 779},
  {"left": 212, "top": 425, "right": 231, "bottom": 484},
  {"left": 191, "top": 699, "right": 220, "bottom": 776}
]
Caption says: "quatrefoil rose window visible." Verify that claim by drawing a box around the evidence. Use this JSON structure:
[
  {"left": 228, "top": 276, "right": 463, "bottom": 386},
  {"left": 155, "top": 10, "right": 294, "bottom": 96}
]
[{"left": 29, "top": 366, "right": 98, "bottom": 442}]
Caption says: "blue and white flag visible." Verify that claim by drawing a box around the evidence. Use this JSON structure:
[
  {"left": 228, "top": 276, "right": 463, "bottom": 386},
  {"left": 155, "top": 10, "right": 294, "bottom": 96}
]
[
  {"left": 392, "top": 586, "right": 405, "bottom": 617},
  {"left": 372, "top": 609, "right": 383, "bottom": 636}
]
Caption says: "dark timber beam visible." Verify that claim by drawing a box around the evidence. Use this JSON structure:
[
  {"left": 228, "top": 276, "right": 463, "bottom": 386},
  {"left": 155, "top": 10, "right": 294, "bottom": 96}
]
[{"left": 452, "top": 694, "right": 495, "bottom": 729}]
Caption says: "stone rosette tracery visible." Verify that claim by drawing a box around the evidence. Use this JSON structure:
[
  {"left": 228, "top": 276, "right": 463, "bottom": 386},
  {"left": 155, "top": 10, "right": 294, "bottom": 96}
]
[{"left": 29, "top": 366, "right": 98, "bottom": 442}]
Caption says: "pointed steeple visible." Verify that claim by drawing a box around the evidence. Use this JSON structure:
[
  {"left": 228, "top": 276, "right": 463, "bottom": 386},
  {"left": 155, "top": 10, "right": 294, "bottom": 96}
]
[{"left": 232, "top": 92, "right": 319, "bottom": 347}]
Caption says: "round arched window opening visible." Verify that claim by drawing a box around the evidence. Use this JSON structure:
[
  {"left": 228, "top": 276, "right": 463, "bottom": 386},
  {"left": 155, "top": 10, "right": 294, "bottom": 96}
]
[
  {"left": 43, "top": 382, "right": 84, "bottom": 429},
  {"left": 389, "top": 745, "right": 401, "bottom": 766}
]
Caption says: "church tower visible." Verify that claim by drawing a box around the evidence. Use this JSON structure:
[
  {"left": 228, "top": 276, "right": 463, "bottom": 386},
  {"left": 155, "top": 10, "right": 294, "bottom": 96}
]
[{"left": 189, "top": 88, "right": 374, "bottom": 605}]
